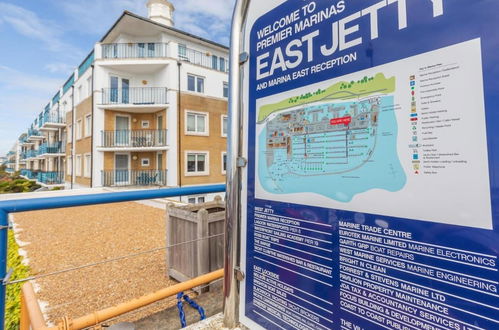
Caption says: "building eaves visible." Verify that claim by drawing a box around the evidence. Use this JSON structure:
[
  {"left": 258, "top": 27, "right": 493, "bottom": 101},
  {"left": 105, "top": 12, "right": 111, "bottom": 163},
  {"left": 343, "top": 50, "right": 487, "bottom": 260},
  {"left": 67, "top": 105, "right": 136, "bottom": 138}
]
[{"left": 99, "top": 10, "right": 229, "bottom": 50}]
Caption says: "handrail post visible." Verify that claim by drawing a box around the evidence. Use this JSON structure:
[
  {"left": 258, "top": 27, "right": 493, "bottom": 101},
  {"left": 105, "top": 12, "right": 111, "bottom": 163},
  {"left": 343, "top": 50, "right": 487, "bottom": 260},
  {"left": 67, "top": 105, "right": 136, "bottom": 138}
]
[
  {"left": 0, "top": 209, "right": 7, "bottom": 330},
  {"left": 224, "top": 0, "right": 249, "bottom": 327},
  {"left": 19, "top": 294, "right": 29, "bottom": 330}
]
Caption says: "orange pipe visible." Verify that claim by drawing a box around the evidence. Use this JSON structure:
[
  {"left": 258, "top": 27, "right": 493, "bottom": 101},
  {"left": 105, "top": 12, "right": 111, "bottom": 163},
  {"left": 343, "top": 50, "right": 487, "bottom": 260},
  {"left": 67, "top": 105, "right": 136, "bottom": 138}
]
[
  {"left": 57, "top": 268, "right": 224, "bottom": 330},
  {"left": 21, "top": 282, "right": 48, "bottom": 330}
]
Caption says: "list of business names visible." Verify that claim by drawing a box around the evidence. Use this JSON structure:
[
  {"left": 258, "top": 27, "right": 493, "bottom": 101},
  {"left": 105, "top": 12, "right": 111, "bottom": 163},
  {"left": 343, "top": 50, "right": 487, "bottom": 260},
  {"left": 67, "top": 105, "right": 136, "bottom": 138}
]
[
  {"left": 250, "top": 203, "right": 334, "bottom": 329},
  {"left": 248, "top": 202, "right": 498, "bottom": 329},
  {"left": 338, "top": 221, "right": 497, "bottom": 330}
]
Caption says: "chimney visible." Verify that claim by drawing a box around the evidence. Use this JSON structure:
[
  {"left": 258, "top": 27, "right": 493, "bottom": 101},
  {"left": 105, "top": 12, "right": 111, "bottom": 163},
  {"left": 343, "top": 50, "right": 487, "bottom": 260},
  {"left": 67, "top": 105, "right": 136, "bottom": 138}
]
[{"left": 146, "top": 0, "right": 175, "bottom": 26}]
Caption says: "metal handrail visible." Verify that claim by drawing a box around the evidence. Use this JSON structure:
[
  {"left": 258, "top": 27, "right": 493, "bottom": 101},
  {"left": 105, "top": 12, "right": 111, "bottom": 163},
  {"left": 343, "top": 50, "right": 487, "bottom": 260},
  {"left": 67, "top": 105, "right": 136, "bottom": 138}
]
[
  {"left": 0, "top": 184, "right": 226, "bottom": 328},
  {"left": 101, "top": 42, "right": 168, "bottom": 59},
  {"left": 101, "top": 87, "right": 168, "bottom": 105},
  {"left": 101, "top": 169, "right": 167, "bottom": 187},
  {"left": 100, "top": 129, "right": 168, "bottom": 148},
  {"left": 19, "top": 269, "right": 223, "bottom": 330}
]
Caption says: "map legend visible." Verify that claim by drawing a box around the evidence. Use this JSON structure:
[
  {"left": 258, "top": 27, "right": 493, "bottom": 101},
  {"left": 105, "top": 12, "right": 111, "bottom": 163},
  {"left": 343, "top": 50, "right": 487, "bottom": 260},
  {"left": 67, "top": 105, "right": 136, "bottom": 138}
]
[{"left": 410, "top": 74, "right": 420, "bottom": 174}]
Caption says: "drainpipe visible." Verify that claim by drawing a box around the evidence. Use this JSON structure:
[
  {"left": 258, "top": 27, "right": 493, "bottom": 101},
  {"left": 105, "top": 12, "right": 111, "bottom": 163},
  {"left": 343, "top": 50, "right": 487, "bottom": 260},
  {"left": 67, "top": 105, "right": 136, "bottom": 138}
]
[
  {"left": 90, "top": 64, "right": 95, "bottom": 188},
  {"left": 177, "top": 61, "right": 182, "bottom": 189},
  {"left": 71, "top": 86, "right": 75, "bottom": 189},
  {"left": 57, "top": 101, "right": 61, "bottom": 176}
]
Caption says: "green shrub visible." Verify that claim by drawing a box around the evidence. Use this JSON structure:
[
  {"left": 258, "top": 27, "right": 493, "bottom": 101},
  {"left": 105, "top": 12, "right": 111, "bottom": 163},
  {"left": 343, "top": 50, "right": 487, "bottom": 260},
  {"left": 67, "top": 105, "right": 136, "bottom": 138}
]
[{"left": 6, "top": 230, "right": 30, "bottom": 330}]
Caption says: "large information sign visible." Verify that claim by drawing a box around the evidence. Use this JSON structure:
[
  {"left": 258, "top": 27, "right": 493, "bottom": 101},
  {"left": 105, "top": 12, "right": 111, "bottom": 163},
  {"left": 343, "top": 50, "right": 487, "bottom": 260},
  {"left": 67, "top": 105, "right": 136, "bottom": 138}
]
[{"left": 238, "top": 0, "right": 499, "bottom": 329}]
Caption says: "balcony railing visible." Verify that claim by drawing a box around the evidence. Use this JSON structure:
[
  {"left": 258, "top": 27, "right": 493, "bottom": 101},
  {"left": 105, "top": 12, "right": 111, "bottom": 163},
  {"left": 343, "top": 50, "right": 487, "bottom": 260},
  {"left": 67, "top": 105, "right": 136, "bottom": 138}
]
[
  {"left": 37, "top": 171, "right": 64, "bottom": 185},
  {"left": 178, "top": 47, "right": 229, "bottom": 73},
  {"left": 27, "top": 129, "right": 42, "bottom": 138},
  {"left": 101, "top": 43, "right": 168, "bottom": 59},
  {"left": 25, "top": 150, "right": 38, "bottom": 159},
  {"left": 101, "top": 87, "right": 168, "bottom": 105},
  {"left": 20, "top": 169, "right": 38, "bottom": 180},
  {"left": 43, "top": 113, "right": 64, "bottom": 125},
  {"left": 39, "top": 142, "right": 64, "bottom": 155},
  {"left": 100, "top": 129, "right": 167, "bottom": 148},
  {"left": 101, "top": 170, "right": 167, "bottom": 187}
]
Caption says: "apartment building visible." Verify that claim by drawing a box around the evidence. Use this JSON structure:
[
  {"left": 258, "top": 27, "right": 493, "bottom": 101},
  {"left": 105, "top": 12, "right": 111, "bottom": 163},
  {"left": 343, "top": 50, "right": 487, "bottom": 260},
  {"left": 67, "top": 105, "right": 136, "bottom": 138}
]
[
  {"left": 14, "top": 0, "right": 229, "bottom": 201},
  {"left": 18, "top": 104, "right": 66, "bottom": 186}
]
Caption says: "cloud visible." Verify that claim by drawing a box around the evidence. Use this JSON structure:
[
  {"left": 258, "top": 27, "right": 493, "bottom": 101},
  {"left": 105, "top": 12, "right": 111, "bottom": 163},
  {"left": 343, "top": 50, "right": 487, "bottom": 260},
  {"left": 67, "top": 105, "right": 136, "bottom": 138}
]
[
  {"left": 44, "top": 63, "right": 75, "bottom": 74},
  {"left": 59, "top": 0, "right": 148, "bottom": 35},
  {"left": 0, "top": 66, "right": 65, "bottom": 154},
  {"left": 0, "top": 66, "right": 62, "bottom": 95},
  {"left": 0, "top": 2, "right": 84, "bottom": 59},
  {"left": 173, "top": 0, "right": 236, "bottom": 45},
  {"left": 59, "top": 0, "right": 235, "bottom": 45}
]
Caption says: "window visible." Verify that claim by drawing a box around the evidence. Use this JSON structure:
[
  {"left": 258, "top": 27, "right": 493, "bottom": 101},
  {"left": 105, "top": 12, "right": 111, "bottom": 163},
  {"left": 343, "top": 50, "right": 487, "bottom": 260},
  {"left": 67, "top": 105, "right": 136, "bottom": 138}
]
[
  {"left": 77, "top": 85, "right": 83, "bottom": 103},
  {"left": 186, "top": 152, "right": 209, "bottom": 175},
  {"left": 219, "top": 57, "right": 226, "bottom": 72},
  {"left": 222, "top": 152, "right": 227, "bottom": 174},
  {"left": 85, "top": 115, "right": 92, "bottom": 137},
  {"left": 221, "top": 115, "right": 228, "bottom": 137},
  {"left": 141, "top": 158, "right": 150, "bottom": 167},
  {"left": 87, "top": 77, "right": 92, "bottom": 97},
  {"left": 75, "top": 155, "right": 82, "bottom": 176},
  {"left": 223, "top": 82, "right": 229, "bottom": 98},
  {"left": 186, "top": 111, "right": 208, "bottom": 135},
  {"left": 67, "top": 156, "right": 72, "bottom": 175},
  {"left": 212, "top": 55, "right": 218, "bottom": 70},
  {"left": 68, "top": 124, "right": 73, "bottom": 142},
  {"left": 76, "top": 119, "right": 82, "bottom": 139},
  {"left": 84, "top": 154, "right": 91, "bottom": 178},
  {"left": 178, "top": 44, "right": 187, "bottom": 59},
  {"left": 187, "top": 74, "right": 204, "bottom": 93},
  {"left": 141, "top": 120, "right": 150, "bottom": 129},
  {"left": 188, "top": 196, "right": 206, "bottom": 204}
]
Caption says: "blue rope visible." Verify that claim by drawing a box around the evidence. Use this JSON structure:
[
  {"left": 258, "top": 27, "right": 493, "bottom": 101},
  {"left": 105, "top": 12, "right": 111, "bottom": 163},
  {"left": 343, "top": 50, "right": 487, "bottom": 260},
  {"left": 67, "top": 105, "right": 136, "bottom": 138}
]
[
  {"left": 176, "top": 292, "right": 206, "bottom": 328},
  {"left": 183, "top": 293, "right": 206, "bottom": 320},
  {"left": 176, "top": 292, "right": 187, "bottom": 328}
]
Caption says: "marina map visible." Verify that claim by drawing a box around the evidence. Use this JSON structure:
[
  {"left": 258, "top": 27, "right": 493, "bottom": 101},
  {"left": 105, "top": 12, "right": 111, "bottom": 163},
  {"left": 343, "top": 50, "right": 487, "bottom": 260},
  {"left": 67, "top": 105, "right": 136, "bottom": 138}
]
[{"left": 257, "top": 73, "right": 407, "bottom": 202}]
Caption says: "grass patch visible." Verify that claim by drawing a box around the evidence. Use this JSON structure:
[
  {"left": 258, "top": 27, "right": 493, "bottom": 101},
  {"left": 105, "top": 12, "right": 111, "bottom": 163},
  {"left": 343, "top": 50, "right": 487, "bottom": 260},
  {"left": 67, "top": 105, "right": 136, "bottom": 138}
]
[{"left": 6, "top": 230, "right": 30, "bottom": 330}]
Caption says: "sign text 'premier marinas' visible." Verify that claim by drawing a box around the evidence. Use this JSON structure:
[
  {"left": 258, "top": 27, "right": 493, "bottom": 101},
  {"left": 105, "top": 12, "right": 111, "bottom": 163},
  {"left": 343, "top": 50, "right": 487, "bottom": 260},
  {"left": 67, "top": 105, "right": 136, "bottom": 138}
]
[{"left": 256, "top": 0, "right": 443, "bottom": 83}]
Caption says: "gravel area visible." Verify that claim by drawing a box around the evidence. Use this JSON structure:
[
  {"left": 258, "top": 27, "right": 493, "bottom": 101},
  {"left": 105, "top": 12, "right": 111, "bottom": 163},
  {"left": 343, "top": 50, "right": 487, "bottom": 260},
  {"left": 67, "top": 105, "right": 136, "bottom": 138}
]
[{"left": 12, "top": 201, "right": 182, "bottom": 325}]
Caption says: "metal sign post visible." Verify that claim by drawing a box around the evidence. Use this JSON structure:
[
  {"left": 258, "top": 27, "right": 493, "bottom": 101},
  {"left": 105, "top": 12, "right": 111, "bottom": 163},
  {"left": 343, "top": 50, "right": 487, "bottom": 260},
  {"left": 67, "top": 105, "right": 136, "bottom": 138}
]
[{"left": 228, "top": 0, "right": 499, "bottom": 329}]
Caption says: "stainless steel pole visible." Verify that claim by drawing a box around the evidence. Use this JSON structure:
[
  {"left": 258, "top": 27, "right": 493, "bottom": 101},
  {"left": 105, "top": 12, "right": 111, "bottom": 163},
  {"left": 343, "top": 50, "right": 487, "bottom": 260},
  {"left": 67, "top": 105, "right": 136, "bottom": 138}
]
[{"left": 224, "top": 0, "right": 250, "bottom": 327}]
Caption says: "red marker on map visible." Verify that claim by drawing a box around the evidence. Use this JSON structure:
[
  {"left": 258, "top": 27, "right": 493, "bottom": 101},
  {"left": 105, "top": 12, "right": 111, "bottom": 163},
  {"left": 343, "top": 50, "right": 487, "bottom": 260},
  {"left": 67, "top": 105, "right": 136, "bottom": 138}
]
[{"left": 330, "top": 116, "right": 352, "bottom": 126}]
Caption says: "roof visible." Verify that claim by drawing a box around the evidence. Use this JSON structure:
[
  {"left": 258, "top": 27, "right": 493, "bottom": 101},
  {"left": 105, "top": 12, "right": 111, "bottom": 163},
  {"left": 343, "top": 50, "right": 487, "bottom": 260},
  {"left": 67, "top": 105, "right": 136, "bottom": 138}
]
[{"left": 100, "top": 10, "right": 229, "bottom": 50}]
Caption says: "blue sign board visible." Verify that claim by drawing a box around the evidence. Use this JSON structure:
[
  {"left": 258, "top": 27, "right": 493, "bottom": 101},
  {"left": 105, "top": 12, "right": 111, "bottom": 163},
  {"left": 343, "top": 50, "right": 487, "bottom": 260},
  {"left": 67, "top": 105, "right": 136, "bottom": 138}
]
[{"left": 240, "top": 0, "right": 499, "bottom": 329}]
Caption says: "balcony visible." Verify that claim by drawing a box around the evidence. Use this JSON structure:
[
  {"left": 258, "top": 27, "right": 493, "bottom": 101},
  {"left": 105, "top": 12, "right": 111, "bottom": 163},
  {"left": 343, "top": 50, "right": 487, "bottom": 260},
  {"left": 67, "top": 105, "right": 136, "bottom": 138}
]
[
  {"left": 99, "top": 129, "right": 167, "bottom": 150},
  {"left": 41, "top": 113, "right": 65, "bottom": 129},
  {"left": 20, "top": 169, "right": 38, "bottom": 180},
  {"left": 37, "top": 171, "right": 64, "bottom": 185},
  {"left": 38, "top": 142, "right": 64, "bottom": 156},
  {"left": 101, "top": 87, "right": 168, "bottom": 107},
  {"left": 27, "top": 129, "right": 43, "bottom": 141},
  {"left": 178, "top": 47, "right": 229, "bottom": 73},
  {"left": 101, "top": 170, "right": 167, "bottom": 187},
  {"left": 101, "top": 43, "right": 168, "bottom": 59},
  {"left": 25, "top": 150, "right": 39, "bottom": 159}
]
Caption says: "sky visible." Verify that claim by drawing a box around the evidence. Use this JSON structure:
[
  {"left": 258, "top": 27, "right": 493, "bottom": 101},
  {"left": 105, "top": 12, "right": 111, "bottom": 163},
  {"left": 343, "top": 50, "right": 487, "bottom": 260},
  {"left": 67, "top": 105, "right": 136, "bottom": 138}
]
[{"left": 0, "top": 0, "right": 235, "bottom": 154}]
